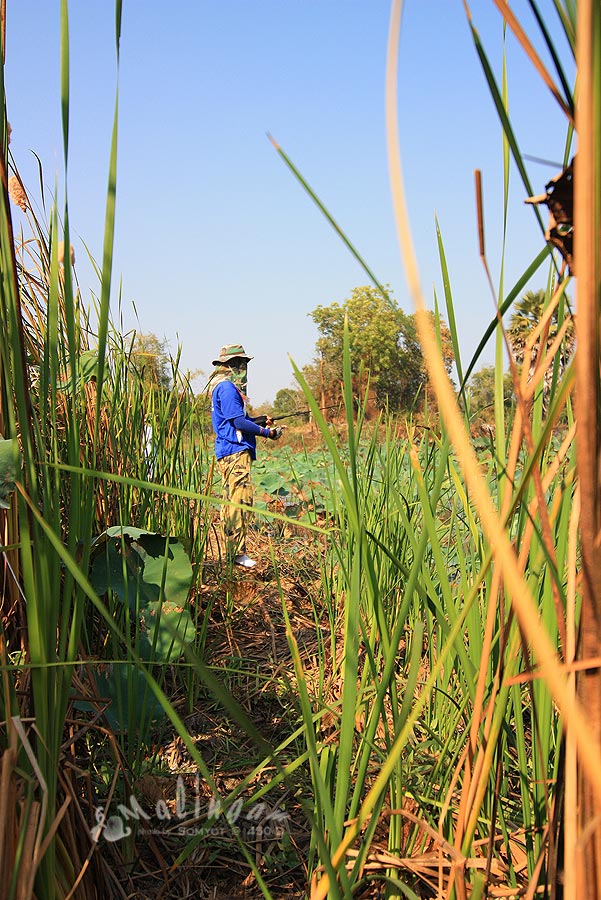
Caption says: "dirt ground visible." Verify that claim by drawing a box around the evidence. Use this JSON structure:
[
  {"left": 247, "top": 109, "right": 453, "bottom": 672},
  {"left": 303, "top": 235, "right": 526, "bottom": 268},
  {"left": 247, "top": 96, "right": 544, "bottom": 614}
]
[{"left": 102, "top": 531, "right": 327, "bottom": 900}]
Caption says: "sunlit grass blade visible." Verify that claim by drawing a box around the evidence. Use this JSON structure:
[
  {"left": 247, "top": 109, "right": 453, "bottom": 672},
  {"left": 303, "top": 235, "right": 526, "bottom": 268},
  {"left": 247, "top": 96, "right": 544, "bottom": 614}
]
[
  {"left": 491, "top": 0, "right": 574, "bottom": 121},
  {"left": 526, "top": 0, "right": 575, "bottom": 102},
  {"left": 460, "top": 246, "right": 549, "bottom": 390},
  {"left": 464, "top": 7, "right": 546, "bottom": 233},
  {"left": 435, "top": 218, "right": 463, "bottom": 392}
]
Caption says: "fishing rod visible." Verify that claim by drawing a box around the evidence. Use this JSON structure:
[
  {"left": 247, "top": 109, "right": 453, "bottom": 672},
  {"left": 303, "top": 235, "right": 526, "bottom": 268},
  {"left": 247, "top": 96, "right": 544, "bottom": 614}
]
[
  {"left": 252, "top": 405, "right": 340, "bottom": 427},
  {"left": 523, "top": 153, "right": 563, "bottom": 169}
]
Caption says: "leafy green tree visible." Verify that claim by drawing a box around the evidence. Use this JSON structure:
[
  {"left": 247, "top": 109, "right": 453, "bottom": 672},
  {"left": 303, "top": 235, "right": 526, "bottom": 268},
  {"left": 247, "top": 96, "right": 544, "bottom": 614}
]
[
  {"left": 130, "top": 332, "right": 172, "bottom": 390},
  {"left": 272, "top": 387, "right": 304, "bottom": 417},
  {"left": 309, "top": 285, "right": 453, "bottom": 414},
  {"left": 467, "top": 366, "right": 514, "bottom": 425}
]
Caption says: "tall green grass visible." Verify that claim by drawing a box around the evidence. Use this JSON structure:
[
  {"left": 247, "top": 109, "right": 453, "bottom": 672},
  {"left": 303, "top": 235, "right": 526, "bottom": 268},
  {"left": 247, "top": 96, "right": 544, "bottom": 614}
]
[
  {"left": 0, "top": 5, "right": 232, "bottom": 896},
  {"left": 282, "top": 317, "right": 573, "bottom": 897},
  {"left": 258, "top": 3, "right": 586, "bottom": 898}
]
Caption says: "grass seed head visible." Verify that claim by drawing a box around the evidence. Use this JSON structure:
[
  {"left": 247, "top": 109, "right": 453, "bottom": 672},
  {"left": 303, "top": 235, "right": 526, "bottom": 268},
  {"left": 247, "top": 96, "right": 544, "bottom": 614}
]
[
  {"left": 58, "top": 241, "right": 75, "bottom": 266},
  {"left": 8, "top": 175, "right": 27, "bottom": 211}
]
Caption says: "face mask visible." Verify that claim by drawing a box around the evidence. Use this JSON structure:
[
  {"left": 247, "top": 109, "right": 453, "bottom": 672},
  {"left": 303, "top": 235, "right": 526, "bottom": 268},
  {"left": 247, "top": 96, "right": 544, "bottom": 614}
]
[{"left": 229, "top": 362, "right": 248, "bottom": 393}]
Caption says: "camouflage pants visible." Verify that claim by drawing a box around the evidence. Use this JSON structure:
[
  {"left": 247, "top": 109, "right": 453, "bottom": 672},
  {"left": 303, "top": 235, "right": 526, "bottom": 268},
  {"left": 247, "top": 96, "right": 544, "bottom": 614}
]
[{"left": 217, "top": 450, "right": 253, "bottom": 557}]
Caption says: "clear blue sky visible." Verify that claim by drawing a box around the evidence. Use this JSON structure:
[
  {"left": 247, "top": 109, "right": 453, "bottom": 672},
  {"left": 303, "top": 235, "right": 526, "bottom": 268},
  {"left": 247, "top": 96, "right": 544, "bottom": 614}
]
[{"left": 4, "top": 2, "right": 573, "bottom": 405}]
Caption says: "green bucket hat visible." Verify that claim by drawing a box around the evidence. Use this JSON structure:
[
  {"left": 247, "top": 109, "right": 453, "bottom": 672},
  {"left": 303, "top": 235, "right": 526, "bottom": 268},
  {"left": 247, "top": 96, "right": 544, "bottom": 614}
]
[{"left": 212, "top": 343, "right": 254, "bottom": 366}]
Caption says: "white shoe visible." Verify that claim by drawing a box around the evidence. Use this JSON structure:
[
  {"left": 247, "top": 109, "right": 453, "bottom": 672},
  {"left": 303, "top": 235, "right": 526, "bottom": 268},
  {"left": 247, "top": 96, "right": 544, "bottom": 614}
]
[{"left": 234, "top": 553, "right": 257, "bottom": 569}]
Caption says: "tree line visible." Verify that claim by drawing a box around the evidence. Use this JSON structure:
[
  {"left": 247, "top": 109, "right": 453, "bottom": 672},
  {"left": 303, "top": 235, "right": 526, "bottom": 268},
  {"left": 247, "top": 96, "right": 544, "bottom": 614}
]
[
  {"left": 272, "top": 286, "right": 574, "bottom": 426},
  {"left": 132, "top": 285, "right": 574, "bottom": 428}
]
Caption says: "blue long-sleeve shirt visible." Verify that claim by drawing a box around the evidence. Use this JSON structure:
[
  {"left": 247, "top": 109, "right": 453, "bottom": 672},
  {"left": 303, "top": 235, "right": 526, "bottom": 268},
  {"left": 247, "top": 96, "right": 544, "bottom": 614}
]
[{"left": 211, "top": 380, "right": 269, "bottom": 461}]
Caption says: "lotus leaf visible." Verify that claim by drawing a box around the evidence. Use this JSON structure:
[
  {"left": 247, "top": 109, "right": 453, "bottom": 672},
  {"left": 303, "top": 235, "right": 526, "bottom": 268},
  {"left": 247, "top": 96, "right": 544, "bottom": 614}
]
[
  {"left": 139, "top": 600, "right": 195, "bottom": 662},
  {"left": 76, "top": 663, "right": 165, "bottom": 733},
  {"left": 89, "top": 527, "right": 195, "bottom": 663}
]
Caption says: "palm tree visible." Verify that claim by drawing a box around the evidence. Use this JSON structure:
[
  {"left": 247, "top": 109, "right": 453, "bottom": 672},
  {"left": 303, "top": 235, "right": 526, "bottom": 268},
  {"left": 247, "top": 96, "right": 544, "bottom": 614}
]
[{"left": 507, "top": 288, "right": 575, "bottom": 389}]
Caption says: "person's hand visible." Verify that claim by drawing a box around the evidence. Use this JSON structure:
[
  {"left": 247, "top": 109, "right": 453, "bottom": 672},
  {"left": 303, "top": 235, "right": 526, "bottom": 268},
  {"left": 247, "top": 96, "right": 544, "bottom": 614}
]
[
  {"left": 269, "top": 426, "right": 283, "bottom": 440},
  {"left": 265, "top": 416, "right": 275, "bottom": 427}
]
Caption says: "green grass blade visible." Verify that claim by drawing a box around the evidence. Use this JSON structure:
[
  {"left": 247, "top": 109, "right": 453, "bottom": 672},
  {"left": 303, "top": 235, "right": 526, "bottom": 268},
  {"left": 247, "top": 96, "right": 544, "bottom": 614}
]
[{"left": 268, "top": 133, "right": 391, "bottom": 305}]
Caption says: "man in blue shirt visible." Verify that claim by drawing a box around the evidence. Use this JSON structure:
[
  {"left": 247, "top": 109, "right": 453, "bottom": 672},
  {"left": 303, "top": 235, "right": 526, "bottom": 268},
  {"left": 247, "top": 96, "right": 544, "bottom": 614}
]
[{"left": 210, "top": 343, "right": 282, "bottom": 568}]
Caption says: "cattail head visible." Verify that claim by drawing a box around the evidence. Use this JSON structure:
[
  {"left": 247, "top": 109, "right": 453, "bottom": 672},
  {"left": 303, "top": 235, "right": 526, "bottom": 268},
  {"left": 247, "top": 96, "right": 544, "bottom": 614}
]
[
  {"left": 58, "top": 241, "right": 75, "bottom": 266},
  {"left": 8, "top": 175, "right": 27, "bottom": 211},
  {"left": 6, "top": 122, "right": 11, "bottom": 145}
]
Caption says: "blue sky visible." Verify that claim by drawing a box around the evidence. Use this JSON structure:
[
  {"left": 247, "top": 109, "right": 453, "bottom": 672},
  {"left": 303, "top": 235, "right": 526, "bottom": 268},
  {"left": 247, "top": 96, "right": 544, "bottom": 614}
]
[{"left": 5, "top": 2, "right": 573, "bottom": 404}]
